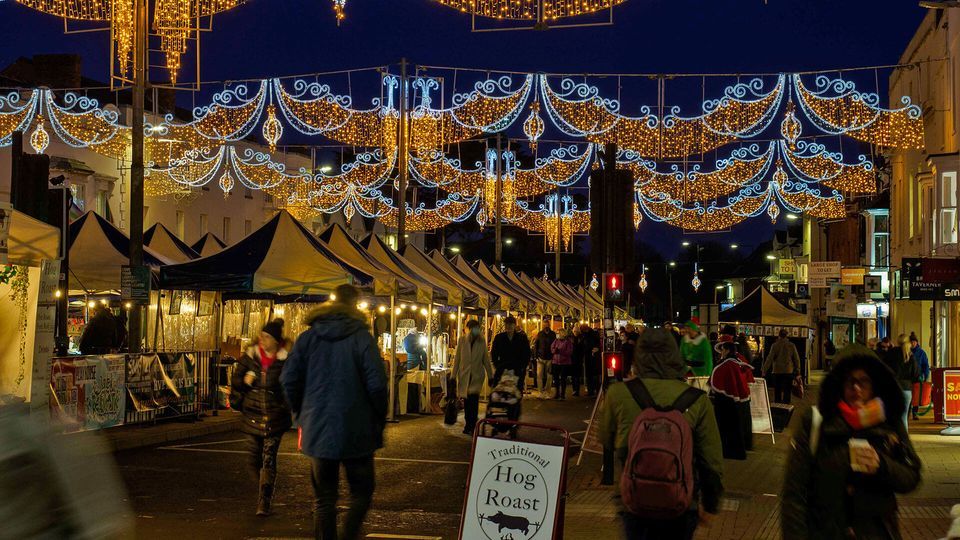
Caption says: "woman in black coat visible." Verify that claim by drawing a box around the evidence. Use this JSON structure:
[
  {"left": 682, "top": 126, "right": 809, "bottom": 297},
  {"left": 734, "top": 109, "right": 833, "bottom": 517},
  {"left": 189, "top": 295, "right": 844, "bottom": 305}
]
[
  {"left": 230, "top": 319, "right": 291, "bottom": 517},
  {"left": 781, "top": 346, "right": 921, "bottom": 539}
]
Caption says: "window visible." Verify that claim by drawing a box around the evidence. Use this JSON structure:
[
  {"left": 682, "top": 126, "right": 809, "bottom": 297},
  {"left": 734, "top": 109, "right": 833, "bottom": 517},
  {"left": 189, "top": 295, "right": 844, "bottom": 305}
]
[
  {"left": 264, "top": 194, "right": 273, "bottom": 203},
  {"left": 223, "top": 217, "right": 231, "bottom": 244},
  {"left": 176, "top": 211, "right": 185, "bottom": 239},
  {"left": 199, "top": 214, "right": 208, "bottom": 234},
  {"left": 96, "top": 191, "right": 109, "bottom": 216},
  {"left": 940, "top": 171, "right": 957, "bottom": 245},
  {"left": 244, "top": 219, "right": 252, "bottom": 236},
  {"left": 244, "top": 188, "right": 253, "bottom": 199}
]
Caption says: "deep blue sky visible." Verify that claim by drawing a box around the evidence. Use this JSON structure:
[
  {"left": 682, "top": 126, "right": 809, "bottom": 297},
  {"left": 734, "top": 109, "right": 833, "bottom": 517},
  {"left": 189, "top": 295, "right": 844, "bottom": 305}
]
[{"left": 0, "top": 0, "right": 930, "bottom": 257}]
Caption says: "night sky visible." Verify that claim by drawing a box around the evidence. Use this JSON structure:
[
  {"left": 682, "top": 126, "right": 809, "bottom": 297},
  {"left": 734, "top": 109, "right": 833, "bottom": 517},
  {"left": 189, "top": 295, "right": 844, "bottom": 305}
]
[{"left": 0, "top": 0, "right": 930, "bottom": 259}]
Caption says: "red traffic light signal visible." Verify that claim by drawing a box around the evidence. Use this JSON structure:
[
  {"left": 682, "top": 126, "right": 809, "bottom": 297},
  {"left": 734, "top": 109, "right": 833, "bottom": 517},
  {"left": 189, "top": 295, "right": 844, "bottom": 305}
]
[
  {"left": 602, "top": 272, "right": 624, "bottom": 303},
  {"left": 604, "top": 351, "right": 623, "bottom": 381}
]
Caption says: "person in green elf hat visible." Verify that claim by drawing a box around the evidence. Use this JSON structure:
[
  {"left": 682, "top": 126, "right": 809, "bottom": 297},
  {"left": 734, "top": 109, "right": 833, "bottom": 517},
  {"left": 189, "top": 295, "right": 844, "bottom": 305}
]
[{"left": 680, "top": 318, "right": 713, "bottom": 378}]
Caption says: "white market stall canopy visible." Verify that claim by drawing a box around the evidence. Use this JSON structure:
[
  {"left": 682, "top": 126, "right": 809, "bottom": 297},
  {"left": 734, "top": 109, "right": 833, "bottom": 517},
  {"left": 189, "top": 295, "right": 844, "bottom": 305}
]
[
  {"left": 191, "top": 232, "right": 226, "bottom": 257},
  {"left": 7, "top": 209, "right": 59, "bottom": 266},
  {"left": 159, "top": 210, "right": 371, "bottom": 294},
  {"left": 719, "top": 285, "right": 810, "bottom": 328},
  {"left": 144, "top": 223, "right": 199, "bottom": 263},
  {"left": 68, "top": 211, "right": 173, "bottom": 293}
]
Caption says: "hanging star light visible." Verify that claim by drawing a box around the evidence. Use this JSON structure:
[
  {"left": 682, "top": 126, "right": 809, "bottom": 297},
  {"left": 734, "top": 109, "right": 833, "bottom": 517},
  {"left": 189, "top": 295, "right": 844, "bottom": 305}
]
[
  {"left": 344, "top": 200, "right": 356, "bottom": 223},
  {"left": 29, "top": 116, "right": 49, "bottom": 154},
  {"left": 781, "top": 101, "right": 802, "bottom": 150},
  {"left": 633, "top": 202, "right": 643, "bottom": 229},
  {"left": 589, "top": 273, "right": 599, "bottom": 291},
  {"left": 262, "top": 105, "right": 283, "bottom": 152},
  {"left": 639, "top": 267, "right": 648, "bottom": 293},
  {"left": 523, "top": 101, "right": 545, "bottom": 152},
  {"left": 767, "top": 202, "right": 781, "bottom": 223},
  {"left": 691, "top": 263, "right": 701, "bottom": 292}
]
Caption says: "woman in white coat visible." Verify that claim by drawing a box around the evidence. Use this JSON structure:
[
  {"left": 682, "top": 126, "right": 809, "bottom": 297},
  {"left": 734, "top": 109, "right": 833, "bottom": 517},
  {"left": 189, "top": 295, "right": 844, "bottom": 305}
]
[{"left": 453, "top": 319, "right": 494, "bottom": 435}]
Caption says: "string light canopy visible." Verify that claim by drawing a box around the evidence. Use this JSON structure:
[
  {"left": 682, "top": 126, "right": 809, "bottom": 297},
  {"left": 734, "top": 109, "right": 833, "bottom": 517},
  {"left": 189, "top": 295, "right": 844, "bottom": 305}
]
[{"left": 14, "top": 0, "right": 246, "bottom": 86}]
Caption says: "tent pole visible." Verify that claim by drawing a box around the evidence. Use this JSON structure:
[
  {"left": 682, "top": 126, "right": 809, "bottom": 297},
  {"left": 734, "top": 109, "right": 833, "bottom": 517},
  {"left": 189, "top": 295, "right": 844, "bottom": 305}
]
[
  {"left": 484, "top": 308, "right": 490, "bottom": 345},
  {"left": 212, "top": 292, "right": 223, "bottom": 416},
  {"left": 152, "top": 290, "right": 162, "bottom": 352},
  {"left": 389, "top": 295, "right": 397, "bottom": 422},
  {"left": 456, "top": 305, "right": 463, "bottom": 352},
  {"left": 426, "top": 303, "right": 434, "bottom": 412}
]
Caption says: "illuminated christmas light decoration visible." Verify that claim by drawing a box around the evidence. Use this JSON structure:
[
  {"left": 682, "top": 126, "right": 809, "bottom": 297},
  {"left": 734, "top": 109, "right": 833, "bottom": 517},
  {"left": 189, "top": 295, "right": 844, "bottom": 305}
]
[
  {"left": 262, "top": 104, "right": 283, "bottom": 152},
  {"left": 780, "top": 140, "right": 875, "bottom": 193},
  {"left": 540, "top": 74, "right": 785, "bottom": 158},
  {"left": 767, "top": 200, "right": 780, "bottom": 223},
  {"left": 45, "top": 91, "right": 128, "bottom": 158},
  {"left": 343, "top": 200, "right": 356, "bottom": 222},
  {"left": 793, "top": 74, "right": 923, "bottom": 149},
  {"left": 431, "top": 0, "right": 627, "bottom": 20},
  {"left": 16, "top": 0, "right": 246, "bottom": 83},
  {"left": 780, "top": 100, "right": 802, "bottom": 149},
  {"left": 691, "top": 264, "right": 701, "bottom": 292},
  {"left": 332, "top": 0, "right": 345, "bottom": 23},
  {"left": 633, "top": 202, "right": 643, "bottom": 229},
  {"left": 523, "top": 100, "right": 544, "bottom": 152},
  {"left": 639, "top": 266, "right": 648, "bottom": 293},
  {"left": 0, "top": 90, "right": 40, "bottom": 147},
  {"left": 218, "top": 170, "right": 234, "bottom": 197},
  {"left": 590, "top": 273, "right": 599, "bottom": 291},
  {"left": 29, "top": 115, "right": 49, "bottom": 154}
]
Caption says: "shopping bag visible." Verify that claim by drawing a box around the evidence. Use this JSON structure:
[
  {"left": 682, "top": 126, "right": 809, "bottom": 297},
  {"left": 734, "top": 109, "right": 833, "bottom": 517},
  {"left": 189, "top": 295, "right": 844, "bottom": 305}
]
[
  {"left": 911, "top": 381, "right": 932, "bottom": 408},
  {"left": 791, "top": 375, "right": 805, "bottom": 399}
]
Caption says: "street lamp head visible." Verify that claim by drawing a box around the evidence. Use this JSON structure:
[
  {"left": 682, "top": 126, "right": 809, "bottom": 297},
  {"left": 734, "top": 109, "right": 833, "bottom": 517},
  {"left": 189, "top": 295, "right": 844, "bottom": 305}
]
[
  {"left": 786, "top": 213, "right": 799, "bottom": 221},
  {"left": 669, "top": 261, "right": 676, "bottom": 267},
  {"left": 715, "top": 285, "right": 725, "bottom": 290},
  {"left": 766, "top": 254, "right": 777, "bottom": 260},
  {"left": 681, "top": 240, "right": 691, "bottom": 247},
  {"left": 504, "top": 238, "right": 514, "bottom": 245},
  {"left": 450, "top": 246, "right": 461, "bottom": 253},
  {"left": 730, "top": 243, "right": 739, "bottom": 249}
]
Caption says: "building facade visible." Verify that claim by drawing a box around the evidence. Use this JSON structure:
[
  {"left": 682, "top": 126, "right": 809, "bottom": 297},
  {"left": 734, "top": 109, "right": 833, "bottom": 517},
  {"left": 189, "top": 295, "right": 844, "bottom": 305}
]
[{"left": 890, "top": 8, "right": 960, "bottom": 367}]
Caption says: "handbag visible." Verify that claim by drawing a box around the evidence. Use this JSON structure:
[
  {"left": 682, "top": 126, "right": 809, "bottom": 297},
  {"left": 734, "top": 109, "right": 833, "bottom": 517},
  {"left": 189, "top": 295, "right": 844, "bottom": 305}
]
[
  {"left": 791, "top": 375, "right": 805, "bottom": 399},
  {"left": 911, "top": 381, "right": 932, "bottom": 408}
]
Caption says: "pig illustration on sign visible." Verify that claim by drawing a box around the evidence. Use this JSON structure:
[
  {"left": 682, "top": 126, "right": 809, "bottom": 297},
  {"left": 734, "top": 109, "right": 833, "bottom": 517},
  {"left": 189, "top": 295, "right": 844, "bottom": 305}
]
[{"left": 481, "top": 512, "right": 538, "bottom": 535}]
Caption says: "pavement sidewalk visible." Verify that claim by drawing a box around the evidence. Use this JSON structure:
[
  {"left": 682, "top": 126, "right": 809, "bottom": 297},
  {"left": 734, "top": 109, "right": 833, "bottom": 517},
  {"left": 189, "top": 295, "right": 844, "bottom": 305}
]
[
  {"left": 71, "top": 411, "right": 241, "bottom": 452},
  {"left": 563, "top": 373, "right": 960, "bottom": 540}
]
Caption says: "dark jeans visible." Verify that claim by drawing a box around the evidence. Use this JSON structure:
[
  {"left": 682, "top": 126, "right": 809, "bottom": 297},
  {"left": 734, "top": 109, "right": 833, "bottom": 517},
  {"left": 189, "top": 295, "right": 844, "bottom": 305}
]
[
  {"left": 246, "top": 433, "right": 282, "bottom": 479},
  {"left": 464, "top": 393, "right": 480, "bottom": 432},
  {"left": 571, "top": 361, "right": 582, "bottom": 395},
  {"left": 586, "top": 356, "right": 601, "bottom": 395},
  {"left": 773, "top": 374, "right": 794, "bottom": 404},
  {"left": 311, "top": 456, "right": 376, "bottom": 540},
  {"left": 552, "top": 364, "right": 569, "bottom": 397},
  {"left": 623, "top": 509, "right": 699, "bottom": 540}
]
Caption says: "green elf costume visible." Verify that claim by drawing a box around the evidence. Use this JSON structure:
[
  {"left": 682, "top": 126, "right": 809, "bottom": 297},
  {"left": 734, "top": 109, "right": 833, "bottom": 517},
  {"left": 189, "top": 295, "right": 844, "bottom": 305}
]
[{"left": 680, "top": 319, "right": 713, "bottom": 377}]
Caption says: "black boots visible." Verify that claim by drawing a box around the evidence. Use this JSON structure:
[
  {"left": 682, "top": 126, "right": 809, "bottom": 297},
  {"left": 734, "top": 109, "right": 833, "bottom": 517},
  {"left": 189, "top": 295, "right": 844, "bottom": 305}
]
[{"left": 257, "top": 468, "right": 276, "bottom": 516}]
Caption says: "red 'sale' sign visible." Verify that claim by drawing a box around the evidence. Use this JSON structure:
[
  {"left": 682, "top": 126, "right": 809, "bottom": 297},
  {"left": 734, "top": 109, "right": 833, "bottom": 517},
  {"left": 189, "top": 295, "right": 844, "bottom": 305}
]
[{"left": 943, "top": 370, "right": 960, "bottom": 422}]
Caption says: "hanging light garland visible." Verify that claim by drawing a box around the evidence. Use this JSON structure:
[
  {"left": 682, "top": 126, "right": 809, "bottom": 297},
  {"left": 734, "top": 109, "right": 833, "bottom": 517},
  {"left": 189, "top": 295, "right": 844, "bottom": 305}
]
[
  {"left": 430, "top": 0, "right": 628, "bottom": 20},
  {"left": 29, "top": 115, "right": 49, "bottom": 154}
]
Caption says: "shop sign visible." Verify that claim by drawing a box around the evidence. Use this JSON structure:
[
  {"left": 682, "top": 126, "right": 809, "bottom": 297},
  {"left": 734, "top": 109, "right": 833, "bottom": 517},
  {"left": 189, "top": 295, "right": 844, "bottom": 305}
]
[
  {"left": 121, "top": 265, "right": 151, "bottom": 304},
  {"left": 841, "top": 267, "right": 866, "bottom": 286},
  {"left": 778, "top": 258, "right": 796, "bottom": 277},
  {"left": 864, "top": 275, "right": 882, "bottom": 293},
  {"left": 461, "top": 437, "right": 565, "bottom": 540},
  {"left": 943, "top": 370, "right": 960, "bottom": 423},
  {"left": 903, "top": 258, "right": 960, "bottom": 301},
  {"left": 922, "top": 258, "right": 960, "bottom": 283},
  {"left": 876, "top": 302, "right": 890, "bottom": 317},
  {"left": 809, "top": 261, "right": 841, "bottom": 288},
  {"left": 856, "top": 303, "right": 878, "bottom": 319}
]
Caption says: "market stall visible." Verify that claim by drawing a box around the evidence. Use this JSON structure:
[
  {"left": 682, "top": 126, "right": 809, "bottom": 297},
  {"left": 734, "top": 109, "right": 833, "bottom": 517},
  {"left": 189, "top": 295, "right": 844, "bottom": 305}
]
[
  {"left": 190, "top": 232, "right": 226, "bottom": 257},
  {"left": 719, "top": 285, "right": 813, "bottom": 376},
  {"left": 144, "top": 223, "right": 200, "bottom": 263}
]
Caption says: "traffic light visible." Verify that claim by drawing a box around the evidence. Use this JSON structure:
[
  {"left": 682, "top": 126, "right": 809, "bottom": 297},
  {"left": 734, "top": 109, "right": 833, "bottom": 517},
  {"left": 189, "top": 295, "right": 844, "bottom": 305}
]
[
  {"left": 603, "top": 272, "right": 624, "bottom": 303},
  {"left": 604, "top": 351, "right": 623, "bottom": 382}
]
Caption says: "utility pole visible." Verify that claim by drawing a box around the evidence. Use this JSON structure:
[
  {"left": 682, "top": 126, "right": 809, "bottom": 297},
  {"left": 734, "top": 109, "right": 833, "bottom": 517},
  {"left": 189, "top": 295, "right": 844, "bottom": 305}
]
[
  {"left": 396, "top": 58, "right": 409, "bottom": 252},
  {"left": 494, "top": 133, "right": 503, "bottom": 264},
  {"left": 127, "top": 0, "right": 147, "bottom": 354}
]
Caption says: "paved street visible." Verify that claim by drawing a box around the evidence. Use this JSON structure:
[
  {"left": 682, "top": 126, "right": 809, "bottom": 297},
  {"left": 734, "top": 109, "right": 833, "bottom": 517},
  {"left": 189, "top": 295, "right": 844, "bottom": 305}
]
[{"left": 114, "top": 381, "right": 960, "bottom": 540}]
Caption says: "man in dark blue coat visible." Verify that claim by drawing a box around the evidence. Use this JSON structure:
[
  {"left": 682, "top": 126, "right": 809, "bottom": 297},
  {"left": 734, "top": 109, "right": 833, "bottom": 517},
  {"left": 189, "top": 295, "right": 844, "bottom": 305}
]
[{"left": 281, "top": 284, "right": 388, "bottom": 540}]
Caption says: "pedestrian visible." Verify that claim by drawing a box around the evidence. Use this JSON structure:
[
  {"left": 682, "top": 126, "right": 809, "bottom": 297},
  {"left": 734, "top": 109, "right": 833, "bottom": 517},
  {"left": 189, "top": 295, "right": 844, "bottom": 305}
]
[
  {"left": 580, "top": 323, "right": 602, "bottom": 396},
  {"left": 909, "top": 333, "right": 930, "bottom": 421},
  {"left": 550, "top": 327, "right": 574, "bottom": 400},
  {"left": 571, "top": 325, "right": 584, "bottom": 397},
  {"left": 824, "top": 338, "right": 837, "bottom": 371},
  {"left": 882, "top": 334, "right": 918, "bottom": 428},
  {"left": 878, "top": 336, "right": 892, "bottom": 354},
  {"left": 781, "top": 346, "right": 921, "bottom": 540},
  {"left": 533, "top": 320, "right": 556, "bottom": 398},
  {"left": 115, "top": 311, "right": 128, "bottom": 352},
  {"left": 599, "top": 328, "right": 724, "bottom": 540},
  {"left": 280, "top": 284, "right": 388, "bottom": 540},
  {"left": 680, "top": 319, "right": 713, "bottom": 378},
  {"left": 491, "top": 316, "right": 531, "bottom": 418},
  {"left": 230, "top": 318, "right": 291, "bottom": 516},
  {"left": 79, "top": 305, "right": 119, "bottom": 355},
  {"left": 452, "top": 319, "right": 493, "bottom": 434},
  {"left": 763, "top": 330, "right": 801, "bottom": 404},
  {"left": 709, "top": 341, "right": 754, "bottom": 460},
  {"left": 403, "top": 329, "right": 427, "bottom": 370},
  {"left": 621, "top": 323, "right": 640, "bottom": 377}
]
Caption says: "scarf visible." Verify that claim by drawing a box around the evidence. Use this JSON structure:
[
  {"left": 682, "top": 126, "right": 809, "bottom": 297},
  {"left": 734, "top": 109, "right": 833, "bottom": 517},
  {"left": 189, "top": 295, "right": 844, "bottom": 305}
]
[
  {"left": 837, "top": 397, "right": 886, "bottom": 431},
  {"left": 258, "top": 345, "right": 277, "bottom": 372}
]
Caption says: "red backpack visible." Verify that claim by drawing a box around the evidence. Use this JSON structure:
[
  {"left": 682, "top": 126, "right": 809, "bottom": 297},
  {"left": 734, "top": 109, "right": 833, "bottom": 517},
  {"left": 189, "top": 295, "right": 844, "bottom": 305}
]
[{"left": 620, "top": 379, "right": 703, "bottom": 518}]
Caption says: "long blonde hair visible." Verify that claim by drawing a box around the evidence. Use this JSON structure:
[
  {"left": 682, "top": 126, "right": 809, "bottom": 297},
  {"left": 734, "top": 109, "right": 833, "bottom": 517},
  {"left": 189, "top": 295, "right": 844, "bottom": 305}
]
[{"left": 897, "top": 333, "right": 911, "bottom": 362}]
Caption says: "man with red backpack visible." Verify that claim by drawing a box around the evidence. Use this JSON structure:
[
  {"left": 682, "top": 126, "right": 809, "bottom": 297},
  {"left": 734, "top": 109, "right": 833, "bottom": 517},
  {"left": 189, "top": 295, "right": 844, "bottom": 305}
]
[{"left": 599, "top": 328, "right": 724, "bottom": 539}]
